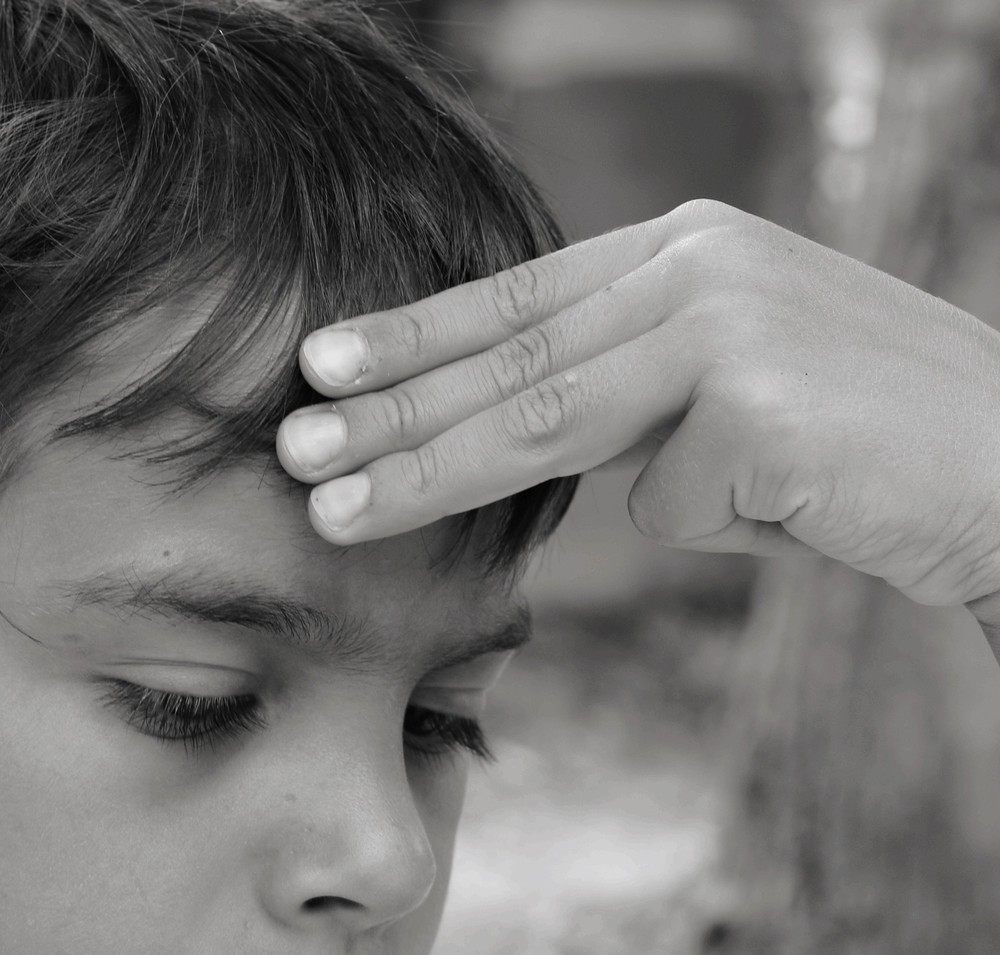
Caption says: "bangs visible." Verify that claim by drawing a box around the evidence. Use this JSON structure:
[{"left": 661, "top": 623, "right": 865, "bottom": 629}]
[{"left": 0, "top": 0, "right": 577, "bottom": 572}]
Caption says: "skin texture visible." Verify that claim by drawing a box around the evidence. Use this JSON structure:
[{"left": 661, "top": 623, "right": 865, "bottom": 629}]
[
  {"left": 0, "top": 320, "right": 519, "bottom": 953},
  {"left": 276, "top": 200, "right": 1000, "bottom": 643}
]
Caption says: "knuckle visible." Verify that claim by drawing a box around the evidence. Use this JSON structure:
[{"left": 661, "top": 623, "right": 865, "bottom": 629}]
[
  {"left": 375, "top": 386, "right": 422, "bottom": 442},
  {"left": 484, "top": 325, "right": 555, "bottom": 397},
  {"left": 399, "top": 442, "right": 445, "bottom": 498},
  {"left": 655, "top": 204, "right": 750, "bottom": 290},
  {"left": 505, "top": 376, "right": 578, "bottom": 453},
  {"left": 703, "top": 368, "right": 795, "bottom": 434},
  {"left": 486, "top": 261, "right": 549, "bottom": 333},
  {"left": 672, "top": 197, "right": 736, "bottom": 227},
  {"left": 389, "top": 309, "right": 434, "bottom": 361}
]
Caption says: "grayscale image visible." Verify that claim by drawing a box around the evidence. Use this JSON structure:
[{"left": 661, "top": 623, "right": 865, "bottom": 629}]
[{"left": 1, "top": 1, "right": 999, "bottom": 952}]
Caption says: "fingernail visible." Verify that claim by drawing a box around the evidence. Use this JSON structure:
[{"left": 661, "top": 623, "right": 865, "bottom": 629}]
[
  {"left": 311, "top": 473, "right": 371, "bottom": 530},
  {"left": 302, "top": 329, "right": 369, "bottom": 387},
  {"left": 282, "top": 409, "right": 346, "bottom": 473}
]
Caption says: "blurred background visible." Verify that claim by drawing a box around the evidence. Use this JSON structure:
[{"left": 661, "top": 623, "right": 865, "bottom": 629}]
[{"left": 371, "top": 2, "right": 1000, "bottom": 952}]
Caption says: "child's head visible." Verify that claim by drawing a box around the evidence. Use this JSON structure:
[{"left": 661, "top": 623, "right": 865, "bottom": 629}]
[{"left": 0, "top": 1, "right": 575, "bottom": 950}]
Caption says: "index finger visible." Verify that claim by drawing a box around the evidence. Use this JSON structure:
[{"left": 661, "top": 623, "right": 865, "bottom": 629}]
[{"left": 298, "top": 216, "right": 673, "bottom": 396}]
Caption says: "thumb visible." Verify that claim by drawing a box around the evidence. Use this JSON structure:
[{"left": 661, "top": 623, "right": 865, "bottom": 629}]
[{"left": 626, "top": 407, "right": 816, "bottom": 559}]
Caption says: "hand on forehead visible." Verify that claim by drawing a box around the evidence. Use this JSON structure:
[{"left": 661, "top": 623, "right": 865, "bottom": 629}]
[{"left": 278, "top": 201, "right": 1000, "bottom": 616}]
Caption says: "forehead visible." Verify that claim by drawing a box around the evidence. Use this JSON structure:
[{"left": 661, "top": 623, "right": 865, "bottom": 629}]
[
  {"left": 0, "top": 431, "right": 514, "bottom": 664},
  {"left": 0, "top": 307, "right": 514, "bottom": 653}
]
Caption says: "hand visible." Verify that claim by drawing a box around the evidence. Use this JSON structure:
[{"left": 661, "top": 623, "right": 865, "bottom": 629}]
[{"left": 276, "top": 199, "right": 1000, "bottom": 611}]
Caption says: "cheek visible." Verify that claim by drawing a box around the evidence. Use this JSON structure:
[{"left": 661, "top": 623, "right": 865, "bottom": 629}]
[
  {"left": 0, "top": 649, "right": 201, "bottom": 951},
  {"left": 0, "top": 626, "right": 475, "bottom": 955},
  {"left": 409, "top": 752, "right": 469, "bottom": 883},
  {"left": 383, "top": 757, "right": 469, "bottom": 951},
  {"left": 410, "top": 750, "right": 470, "bottom": 826}
]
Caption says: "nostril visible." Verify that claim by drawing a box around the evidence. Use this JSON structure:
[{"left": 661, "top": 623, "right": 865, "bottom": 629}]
[{"left": 301, "top": 895, "right": 361, "bottom": 914}]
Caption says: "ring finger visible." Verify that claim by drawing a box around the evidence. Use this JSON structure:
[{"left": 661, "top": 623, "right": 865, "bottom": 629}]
[{"left": 277, "top": 253, "right": 683, "bottom": 483}]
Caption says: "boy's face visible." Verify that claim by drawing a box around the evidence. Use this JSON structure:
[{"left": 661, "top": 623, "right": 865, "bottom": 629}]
[{"left": 0, "top": 323, "right": 520, "bottom": 952}]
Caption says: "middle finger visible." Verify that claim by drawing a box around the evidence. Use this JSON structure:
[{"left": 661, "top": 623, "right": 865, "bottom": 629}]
[{"left": 277, "top": 252, "right": 683, "bottom": 483}]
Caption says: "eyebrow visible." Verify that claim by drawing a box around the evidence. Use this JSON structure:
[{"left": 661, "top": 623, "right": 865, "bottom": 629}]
[{"left": 55, "top": 569, "right": 532, "bottom": 671}]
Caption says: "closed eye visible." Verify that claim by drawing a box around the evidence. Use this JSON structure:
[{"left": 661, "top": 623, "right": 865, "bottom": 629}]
[
  {"left": 403, "top": 704, "right": 494, "bottom": 765},
  {"left": 99, "top": 678, "right": 264, "bottom": 755}
]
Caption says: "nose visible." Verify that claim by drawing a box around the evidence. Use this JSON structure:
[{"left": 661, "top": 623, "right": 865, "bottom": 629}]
[{"left": 258, "top": 754, "right": 438, "bottom": 935}]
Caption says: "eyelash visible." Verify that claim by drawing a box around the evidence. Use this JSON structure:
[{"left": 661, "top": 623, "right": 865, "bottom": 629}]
[
  {"left": 99, "top": 679, "right": 494, "bottom": 763},
  {"left": 403, "top": 705, "right": 494, "bottom": 765},
  {"left": 99, "top": 680, "right": 265, "bottom": 755}
]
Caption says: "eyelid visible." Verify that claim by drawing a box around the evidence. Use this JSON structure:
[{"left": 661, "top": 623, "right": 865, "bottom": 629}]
[
  {"left": 421, "top": 649, "right": 516, "bottom": 691},
  {"left": 409, "top": 687, "right": 489, "bottom": 719},
  {"left": 99, "top": 678, "right": 265, "bottom": 754},
  {"left": 101, "top": 661, "right": 257, "bottom": 697}
]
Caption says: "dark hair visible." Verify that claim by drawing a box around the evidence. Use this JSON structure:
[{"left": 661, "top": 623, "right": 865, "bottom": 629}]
[{"left": 0, "top": 0, "right": 577, "bottom": 572}]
